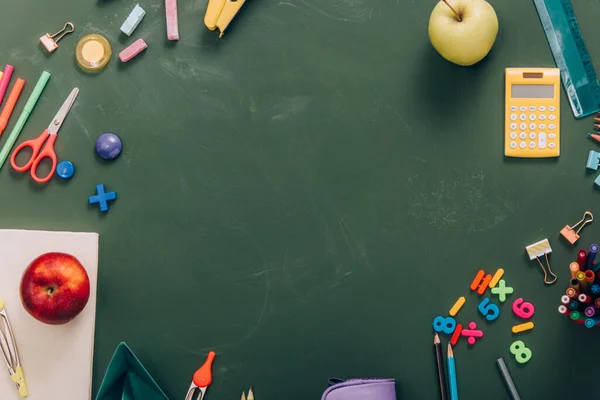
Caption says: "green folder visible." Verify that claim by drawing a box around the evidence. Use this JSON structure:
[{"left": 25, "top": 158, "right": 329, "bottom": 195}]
[{"left": 96, "top": 342, "right": 169, "bottom": 400}]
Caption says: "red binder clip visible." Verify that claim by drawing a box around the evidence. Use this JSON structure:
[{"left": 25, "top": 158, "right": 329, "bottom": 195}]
[
  {"left": 561, "top": 211, "right": 594, "bottom": 245},
  {"left": 40, "top": 22, "right": 75, "bottom": 53}
]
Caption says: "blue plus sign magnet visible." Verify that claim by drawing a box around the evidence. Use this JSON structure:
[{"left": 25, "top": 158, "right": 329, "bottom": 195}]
[{"left": 89, "top": 184, "right": 117, "bottom": 212}]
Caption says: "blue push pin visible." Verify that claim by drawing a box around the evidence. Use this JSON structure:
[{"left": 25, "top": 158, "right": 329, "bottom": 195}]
[
  {"left": 586, "top": 150, "right": 600, "bottom": 170},
  {"left": 56, "top": 161, "right": 75, "bottom": 179},
  {"left": 89, "top": 184, "right": 117, "bottom": 212}
]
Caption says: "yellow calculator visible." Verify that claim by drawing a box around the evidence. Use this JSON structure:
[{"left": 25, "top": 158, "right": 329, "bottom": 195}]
[{"left": 505, "top": 68, "right": 560, "bottom": 158}]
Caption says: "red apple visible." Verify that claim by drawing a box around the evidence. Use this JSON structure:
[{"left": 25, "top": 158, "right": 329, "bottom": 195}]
[{"left": 20, "top": 252, "right": 90, "bottom": 325}]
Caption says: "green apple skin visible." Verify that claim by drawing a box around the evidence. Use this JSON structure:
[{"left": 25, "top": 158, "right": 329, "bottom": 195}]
[{"left": 428, "top": 0, "right": 499, "bottom": 66}]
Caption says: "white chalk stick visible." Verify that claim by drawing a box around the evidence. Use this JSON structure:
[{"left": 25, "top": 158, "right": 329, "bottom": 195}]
[
  {"left": 119, "top": 38, "right": 147, "bottom": 62},
  {"left": 121, "top": 4, "right": 146, "bottom": 36},
  {"left": 165, "top": 0, "right": 179, "bottom": 40}
]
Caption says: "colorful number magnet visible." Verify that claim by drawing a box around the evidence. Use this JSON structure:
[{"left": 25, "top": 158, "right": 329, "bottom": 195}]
[
  {"left": 512, "top": 298, "right": 535, "bottom": 319},
  {"left": 461, "top": 322, "right": 483, "bottom": 345},
  {"left": 470, "top": 270, "right": 492, "bottom": 295},
  {"left": 491, "top": 279, "right": 513, "bottom": 302},
  {"left": 432, "top": 316, "right": 456, "bottom": 335},
  {"left": 478, "top": 298, "right": 500, "bottom": 321},
  {"left": 510, "top": 340, "right": 532, "bottom": 364}
]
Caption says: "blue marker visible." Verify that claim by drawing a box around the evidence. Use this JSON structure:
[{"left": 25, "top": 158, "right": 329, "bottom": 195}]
[
  {"left": 592, "top": 285, "right": 600, "bottom": 296},
  {"left": 584, "top": 317, "right": 600, "bottom": 328},
  {"left": 570, "top": 300, "right": 579, "bottom": 310},
  {"left": 447, "top": 344, "right": 459, "bottom": 400},
  {"left": 586, "top": 244, "right": 599, "bottom": 271}
]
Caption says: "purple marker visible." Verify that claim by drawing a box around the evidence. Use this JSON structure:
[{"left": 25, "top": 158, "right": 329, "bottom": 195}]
[
  {"left": 586, "top": 244, "right": 599, "bottom": 271},
  {"left": 586, "top": 306, "right": 596, "bottom": 317},
  {"left": 0, "top": 65, "right": 14, "bottom": 106}
]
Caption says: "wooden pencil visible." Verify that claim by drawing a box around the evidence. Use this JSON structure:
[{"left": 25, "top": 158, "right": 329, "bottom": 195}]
[
  {"left": 241, "top": 391, "right": 246, "bottom": 400},
  {"left": 434, "top": 333, "right": 448, "bottom": 400},
  {"left": 248, "top": 387, "right": 254, "bottom": 400}
]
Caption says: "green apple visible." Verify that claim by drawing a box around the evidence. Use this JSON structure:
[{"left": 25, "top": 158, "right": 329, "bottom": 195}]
[{"left": 428, "top": 0, "right": 499, "bottom": 66}]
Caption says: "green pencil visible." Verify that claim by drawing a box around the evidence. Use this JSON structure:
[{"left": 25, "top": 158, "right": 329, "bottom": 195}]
[
  {"left": 241, "top": 391, "right": 246, "bottom": 400},
  {"left": 0, "top": 71, "right": 50, "bottom": 170}
]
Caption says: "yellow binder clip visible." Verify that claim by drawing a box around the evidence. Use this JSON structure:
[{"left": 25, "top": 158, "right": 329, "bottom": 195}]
[
  {"left": 205, "top": 0, "right": 246, "bottom": 38},
  {"left": 0, "top": 297, "right": 27, "bottom": 397}
]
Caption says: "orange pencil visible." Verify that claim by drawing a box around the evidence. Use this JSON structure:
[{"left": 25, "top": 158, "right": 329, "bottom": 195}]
[
  {"left": 589, "top": 132, "right": 600, "bottom": 143},
  {"left": 0, "top": 78, "right": 25, "bottom": 134}
]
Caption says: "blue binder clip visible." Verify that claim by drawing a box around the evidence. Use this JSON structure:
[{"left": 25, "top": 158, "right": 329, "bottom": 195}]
[
  {"left": 587, "top": 150, "right": 600, "bottom": 170},
  {"left": 595, "top": 175, "right": 600, "bottom": 187}
]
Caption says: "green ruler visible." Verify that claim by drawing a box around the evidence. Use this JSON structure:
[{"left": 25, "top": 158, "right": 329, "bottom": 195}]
[{"left": 533, "top": 0, "right": 600, "bottom": 119}]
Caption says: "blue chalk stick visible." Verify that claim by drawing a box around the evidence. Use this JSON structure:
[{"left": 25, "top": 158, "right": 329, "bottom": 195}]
[
  {"left": 121, "top": 4, "right": 146, "bottom": 36},
  {"left": 587, "top": 150, "right": 600, "bottom": 170}
]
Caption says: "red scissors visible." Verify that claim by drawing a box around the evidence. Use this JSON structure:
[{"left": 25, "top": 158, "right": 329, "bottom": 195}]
[{"left": 10, "top": 88, "right": 79, "bottom": 183}]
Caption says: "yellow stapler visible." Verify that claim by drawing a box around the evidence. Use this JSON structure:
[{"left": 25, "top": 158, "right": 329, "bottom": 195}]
[{"left": 205, "top": 0, "right": 246, "bottom": 38}]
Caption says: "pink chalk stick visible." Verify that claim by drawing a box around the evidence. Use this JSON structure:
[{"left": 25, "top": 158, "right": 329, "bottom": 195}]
[
  {"left": 119, "top": 39, "right": 148, "bottom": 62},
  {"left": 0, "top": 65, "right": 15, "bottom": 106},
  {"left": 165, "top": 0, "right": 179, "bottom": 40}
]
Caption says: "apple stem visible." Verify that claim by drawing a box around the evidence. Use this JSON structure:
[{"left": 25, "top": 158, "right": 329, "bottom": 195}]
[{"left": 442, "top": 0, "right": 462, "bottom": 22}]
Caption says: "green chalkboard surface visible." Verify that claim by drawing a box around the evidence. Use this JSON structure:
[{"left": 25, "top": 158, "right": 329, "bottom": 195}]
[{"left": 2, "top": 0, "right": 600, "bottom": 399}]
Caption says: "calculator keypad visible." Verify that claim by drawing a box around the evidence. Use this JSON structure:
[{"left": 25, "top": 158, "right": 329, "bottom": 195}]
[{"left": 506, "top": 105, "right": 559, "bottom": 156}]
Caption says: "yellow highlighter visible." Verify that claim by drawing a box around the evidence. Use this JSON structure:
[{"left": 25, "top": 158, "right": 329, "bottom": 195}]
[
  {"left": 505, "top": 68, "right": 560, "bottom": 158},
  {"left": 0, "top": 296, "right": 28, "bottom": 397}
]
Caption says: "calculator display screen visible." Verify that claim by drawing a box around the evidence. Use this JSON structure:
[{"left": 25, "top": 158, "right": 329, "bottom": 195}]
[{"left": 511, "top": 84, "right": 554, "bottom": 99}]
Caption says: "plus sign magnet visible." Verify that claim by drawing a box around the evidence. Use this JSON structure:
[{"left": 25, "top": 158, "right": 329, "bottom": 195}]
[
  {"left": 89, "top": 184, "right": 117, "bottom": 212},
  {"left": 491, "top": 279, "right": 514, "bottom": 303}
]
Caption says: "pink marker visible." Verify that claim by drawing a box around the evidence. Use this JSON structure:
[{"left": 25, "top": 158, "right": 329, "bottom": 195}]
[
  {"left": 119, "top": 39, "right": 148, "bottom": 62},
  {"left": 165, "top": 0, "right": 179, "bottom": 40},
  {"left": 585, "top": 306, "right": 596, "bottom": 317},
  {"left": 461, "top": 321, "right": 483, "bottom": 345},
  {"left": 0, "top": 65, "right": 15, "bottom": 106}
]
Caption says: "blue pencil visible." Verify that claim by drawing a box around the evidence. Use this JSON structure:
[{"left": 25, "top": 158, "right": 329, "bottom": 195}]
[{"left": 447, "top": 344, "right": 458, "bottom": 400}]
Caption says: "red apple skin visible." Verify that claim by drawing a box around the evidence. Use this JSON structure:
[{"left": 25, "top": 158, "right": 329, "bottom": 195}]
[{"left": 20, "top": 252, "right": 90, "bottom": 325}]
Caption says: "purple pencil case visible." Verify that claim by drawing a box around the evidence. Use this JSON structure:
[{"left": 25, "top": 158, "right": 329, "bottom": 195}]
[{"left": 321, "top": 378, "right": 397, "bottom": 400}]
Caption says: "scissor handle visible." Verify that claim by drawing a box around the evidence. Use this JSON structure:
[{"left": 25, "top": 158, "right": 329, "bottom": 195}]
[
  {"left": 10, "top": 130, "right": 57, "bottom": 183},
  {"left": 192, "top": 351, "right": 216, "bottom": 388},
  {"left": 30, "top": 133, "right": 57, "bottom": 183},
  {"left": 11, "top": 129, "right": 50, "bottom": 172}
]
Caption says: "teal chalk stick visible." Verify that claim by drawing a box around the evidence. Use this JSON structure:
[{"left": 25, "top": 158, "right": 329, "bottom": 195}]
[{"left": 0, "top": 71, "right": 50, "bottom": 170}]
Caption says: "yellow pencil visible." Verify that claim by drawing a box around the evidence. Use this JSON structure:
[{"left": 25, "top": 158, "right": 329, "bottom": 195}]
[{"left": 248, "top": 387, "right": 254, "bottom": 400}]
